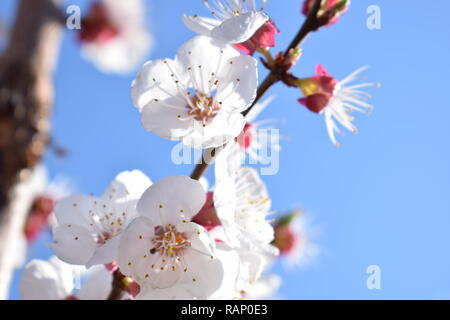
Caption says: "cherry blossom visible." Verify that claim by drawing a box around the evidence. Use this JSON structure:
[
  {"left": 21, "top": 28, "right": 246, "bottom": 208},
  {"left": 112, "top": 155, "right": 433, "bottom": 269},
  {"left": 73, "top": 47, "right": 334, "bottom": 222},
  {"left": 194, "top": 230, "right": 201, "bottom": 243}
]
[
  {"left": 79, "top": 0, "right": 152, "bottom": 74},
  {"left": 297, "top": 65, "right": 379, "bottom": 146},
  {"left": 132, "top": 36, "right": 258, "bottom": 148},
  {"left": 117, "top": 176, "right": 235, "bottom": 299},
  {"left": 183, "top": 1, "right": 269, "bottom": 45},
  {"left": 49, "top": 170, "right": 151, "bottom": 267}
]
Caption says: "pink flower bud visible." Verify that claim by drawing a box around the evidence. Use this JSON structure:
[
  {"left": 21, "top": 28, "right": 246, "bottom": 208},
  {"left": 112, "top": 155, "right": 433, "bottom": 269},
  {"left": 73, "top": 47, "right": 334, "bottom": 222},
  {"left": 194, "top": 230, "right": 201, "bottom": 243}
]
[
  {"left": 235, "top": 19, "right": 280, "bottom": 55},
  {"left": 297, "top": 64, "right": 337, "bottom": 113}
]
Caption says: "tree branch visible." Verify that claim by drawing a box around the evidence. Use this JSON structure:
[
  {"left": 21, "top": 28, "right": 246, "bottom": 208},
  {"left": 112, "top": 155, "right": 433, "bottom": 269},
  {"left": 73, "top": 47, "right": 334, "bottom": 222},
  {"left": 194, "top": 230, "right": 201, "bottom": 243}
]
[
  {"left": 0, "top": 0, "right": 64, "bottom": 299},
  {"left": 190, "top": 0, "right": 323, "bottom": 181}
]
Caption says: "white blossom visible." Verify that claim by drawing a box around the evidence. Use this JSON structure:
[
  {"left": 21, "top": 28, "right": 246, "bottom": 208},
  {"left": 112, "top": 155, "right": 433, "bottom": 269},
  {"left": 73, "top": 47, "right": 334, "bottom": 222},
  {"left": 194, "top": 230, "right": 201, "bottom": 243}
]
[
  {"left": 117, "top": 176, "right": 238, "bottom": 299},
  {"left": 49, "top": 170, "right": 151, "bottom": 267},
  {"left": 132, "top": 36, "right": 258, "bottom": 149},
  {"left": 20, "top": 256, "right": 112, "bottom": 300},
  {"left": 214, "top": 162, "right": 277, "bottom": 254}
]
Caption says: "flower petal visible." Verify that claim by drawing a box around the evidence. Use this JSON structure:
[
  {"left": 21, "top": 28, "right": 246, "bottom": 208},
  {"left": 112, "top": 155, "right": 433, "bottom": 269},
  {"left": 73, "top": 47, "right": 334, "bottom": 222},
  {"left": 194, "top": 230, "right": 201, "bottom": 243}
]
[
  {"left": 76, "top": 266, "right": 113, "bottom": 300},
  {"left": 132, "top": 59, "right": 186, "bottom": 111},
  {"left": 216, "top": 54, "right": 258, "bottom": 113},
  {"left": 86, "top": 233, "right": 122, "bottom": 268},
  {"left": 54, "top": 195, "right": 96, "bottom": 230},
  {"left": 141, "top": 99, "right": 193, "bottom": 141},
  {"left": 20, "top": 257, "right": 74, "bottom": 300},
  {"left": 117, "top": 217, "right": 156, "bottom": 284},
  {"left": 211, "top": 11, "right": 269, "bottom": 44},
  {"left": 175, "top": 36, "right": 240, "bottom": 95},
  {"left": 182, "top": 111, "right": 245, "bottom": 149},
  {"left": 177, "top": 222, "right": 216, "bottom": 257},
  {"left": 137, "top": 176, "right": 205, "bottom": 226},
  {"left": 49, "top": 225, "right": 98, "bottom": 265},
  {"left": 102, "top": 170, "right": 152, "bottom": 202},
  {"left": 182, "top": 14, "right": 220, "bottom": 36}
]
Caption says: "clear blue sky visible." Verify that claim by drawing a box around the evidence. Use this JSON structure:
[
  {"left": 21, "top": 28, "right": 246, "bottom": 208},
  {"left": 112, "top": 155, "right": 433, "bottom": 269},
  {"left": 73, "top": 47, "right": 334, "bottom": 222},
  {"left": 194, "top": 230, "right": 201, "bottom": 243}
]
[{"left": 3, "top": 0, "right": 450, "bottom": 299}]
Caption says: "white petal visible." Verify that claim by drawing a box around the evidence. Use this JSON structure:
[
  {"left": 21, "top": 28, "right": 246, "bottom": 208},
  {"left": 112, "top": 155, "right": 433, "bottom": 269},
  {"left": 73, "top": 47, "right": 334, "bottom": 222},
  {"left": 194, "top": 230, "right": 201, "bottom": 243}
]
[
  {"left": 20, "top": 258, "right": 73, "bottom": 300},
  {"left": 49, "top": 225, "right": 98, "bottom": 265},
  {"left": 117, "top": 217, "right": 156, "bottom": 283},
  {"left": 182, "top": 112, "right": 245, "bottom": 149},
  {"left": 176, "top": 36, "right": 240, "bottom": 95},
  {"left": 182, "top": 14, "right": 220, "bottom": 36},
  {"left": 216, "top": 55, "right": 258, "bottom": 113},
  {"left": 141, "top": 99, "right": 193, "bottom": 141},
  {"left": 102, "top": 170, "right": 152, "bottom": 202},
  {"left": 180, "top": 249, "right": 226, "bottom": 299},
  {"left": 214, "top": 141, "right": 244, "bottom": 181},
  {"left": 238, "top": 251, "right": 268, "bottom": 290},
  {"left": 117, "top": 217, "right": 183, "bottom": 289},
  {"left": 54, "top": 195, "right": 96, "bottom": 230},
  {"left": 76, "top": 266, "right": 113, "bottom": 300},
  {"left": 208, "top": 242, "right": 240, "bottom": 299},
  {"left": 131, "top": 59, "right": 186, "bottom": 111},
  {"left": 86, "top": 234, "right": 122, "bottom": 268},
  {"left": 211, "top": 11, "right": 269, "bottom": 44},
  {"left": 137, "top": 176, "right": 205, "bottom": 226}
]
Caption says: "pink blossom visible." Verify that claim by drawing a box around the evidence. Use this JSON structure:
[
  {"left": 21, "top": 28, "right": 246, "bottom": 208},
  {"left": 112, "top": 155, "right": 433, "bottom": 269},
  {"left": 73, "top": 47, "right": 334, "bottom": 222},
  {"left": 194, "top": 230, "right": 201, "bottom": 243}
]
[{"left": 297, "top": 64, "right": 337, "bottom": 113}]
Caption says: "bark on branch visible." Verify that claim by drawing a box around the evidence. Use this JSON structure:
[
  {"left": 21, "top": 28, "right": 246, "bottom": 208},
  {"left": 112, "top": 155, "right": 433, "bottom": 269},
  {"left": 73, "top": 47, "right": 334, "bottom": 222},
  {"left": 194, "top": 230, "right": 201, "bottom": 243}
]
[{"left": 0, "top": 0, "right": 63, "bottom": 299}]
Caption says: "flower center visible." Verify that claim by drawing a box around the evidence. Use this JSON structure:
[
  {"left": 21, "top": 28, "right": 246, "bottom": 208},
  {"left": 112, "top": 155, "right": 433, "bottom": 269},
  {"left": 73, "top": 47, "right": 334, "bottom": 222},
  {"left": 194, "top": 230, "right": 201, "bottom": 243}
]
[
  {"left": 188, "top": 94, "right": 220, "bottom": 124},
  {"left": 151, "top": 225, "right": 190, "bottom": 258}
]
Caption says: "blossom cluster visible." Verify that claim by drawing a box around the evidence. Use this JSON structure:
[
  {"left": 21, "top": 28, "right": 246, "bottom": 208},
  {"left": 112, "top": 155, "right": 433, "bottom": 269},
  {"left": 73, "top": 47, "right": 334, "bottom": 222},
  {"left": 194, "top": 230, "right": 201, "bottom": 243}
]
[{"left": 20, "top": 0, "right": 376, "bottom": 300}]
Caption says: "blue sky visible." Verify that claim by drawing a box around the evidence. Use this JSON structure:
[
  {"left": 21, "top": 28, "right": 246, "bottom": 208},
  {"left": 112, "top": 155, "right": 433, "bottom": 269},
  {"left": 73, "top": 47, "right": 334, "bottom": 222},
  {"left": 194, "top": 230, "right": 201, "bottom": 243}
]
[{"left": 3, "top": 0, "right": 450, "bottom": 299}]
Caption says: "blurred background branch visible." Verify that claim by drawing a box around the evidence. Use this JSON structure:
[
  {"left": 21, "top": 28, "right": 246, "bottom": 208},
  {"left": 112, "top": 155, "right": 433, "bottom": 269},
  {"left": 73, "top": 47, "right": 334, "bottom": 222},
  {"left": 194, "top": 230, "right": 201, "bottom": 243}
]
[{"left": 0, "top": 0, "right": 64, "bottom": 299}]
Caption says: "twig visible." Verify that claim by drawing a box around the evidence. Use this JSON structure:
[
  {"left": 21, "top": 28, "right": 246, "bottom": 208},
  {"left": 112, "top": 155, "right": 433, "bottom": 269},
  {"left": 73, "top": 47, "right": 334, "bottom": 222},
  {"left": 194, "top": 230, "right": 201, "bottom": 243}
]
[
  {"left": 190, "top": 0, "right": 323, "bottom": 181},
  {"left": 107, "top": 270, "right": 127, "bottom": 300}
]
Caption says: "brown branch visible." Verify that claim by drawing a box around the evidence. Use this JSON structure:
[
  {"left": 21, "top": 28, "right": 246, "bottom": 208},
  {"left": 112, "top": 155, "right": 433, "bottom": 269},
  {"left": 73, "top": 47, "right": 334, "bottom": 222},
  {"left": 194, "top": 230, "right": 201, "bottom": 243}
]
[
  {"left": 0, "top": 0, "right": 64, "bottom": 299},
  {"left": 107, "top": 270, "right": 127, "bottom": 300},
  {"left": 190, "top": 0, "right": 323, "bottom": 181}
]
